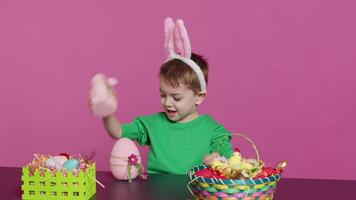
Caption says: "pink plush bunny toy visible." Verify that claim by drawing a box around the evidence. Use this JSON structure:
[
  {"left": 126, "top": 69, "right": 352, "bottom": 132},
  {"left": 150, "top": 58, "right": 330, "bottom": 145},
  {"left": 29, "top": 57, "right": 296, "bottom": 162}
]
[{"left": 89, "top": 73, "right": 118, "bottom": 118}]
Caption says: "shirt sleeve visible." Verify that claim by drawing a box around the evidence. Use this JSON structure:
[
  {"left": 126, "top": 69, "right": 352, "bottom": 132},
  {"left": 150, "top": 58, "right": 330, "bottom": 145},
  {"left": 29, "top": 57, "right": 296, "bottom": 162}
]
[
  {"left": 121, "top": 117, "right": 149, "bottom": 146},
  {"left": 210, "top": 125, "right": 233, "bottom": 158}
]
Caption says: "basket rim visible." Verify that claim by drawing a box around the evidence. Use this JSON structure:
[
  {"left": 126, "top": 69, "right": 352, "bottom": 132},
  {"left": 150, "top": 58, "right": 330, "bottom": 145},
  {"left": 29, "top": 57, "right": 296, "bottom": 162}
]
[{"left": 187, "top": 165, "right": 281, "bottom": 186}]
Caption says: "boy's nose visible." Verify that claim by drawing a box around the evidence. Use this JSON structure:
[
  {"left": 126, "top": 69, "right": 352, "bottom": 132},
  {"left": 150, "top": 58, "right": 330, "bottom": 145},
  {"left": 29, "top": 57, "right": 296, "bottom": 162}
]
[{"left": 164, "top": 98, "right": 173, "bottom": 106}]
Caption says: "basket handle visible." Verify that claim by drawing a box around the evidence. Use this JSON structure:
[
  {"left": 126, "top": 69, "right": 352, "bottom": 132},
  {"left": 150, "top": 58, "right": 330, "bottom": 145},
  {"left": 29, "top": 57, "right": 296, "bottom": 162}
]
[{"left": 232, "top": 133, "right": 260, "bottom": 162}]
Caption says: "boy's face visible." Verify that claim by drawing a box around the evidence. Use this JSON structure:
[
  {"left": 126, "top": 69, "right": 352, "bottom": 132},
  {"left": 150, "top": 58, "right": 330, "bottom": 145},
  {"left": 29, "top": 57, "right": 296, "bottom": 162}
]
[{"left": 159, "top": 79, "right": 205, "bottom": 123}]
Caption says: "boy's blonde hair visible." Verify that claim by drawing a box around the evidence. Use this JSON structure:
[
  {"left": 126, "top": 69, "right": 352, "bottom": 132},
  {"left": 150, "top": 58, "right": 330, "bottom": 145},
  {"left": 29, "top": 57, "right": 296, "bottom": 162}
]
[{"left": 159, "top": 53, "right": 209, "bottom": 94}]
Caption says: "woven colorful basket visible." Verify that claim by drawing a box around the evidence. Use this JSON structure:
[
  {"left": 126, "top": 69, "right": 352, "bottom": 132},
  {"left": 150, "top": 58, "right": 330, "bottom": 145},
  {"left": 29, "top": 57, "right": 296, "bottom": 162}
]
[
  {"left": 21, "top": 163, "right": 96, "bottom": 200},
  {"left": 188, "top": 165, "right": 280, "bottom": 200},
  {"left": 187, "top": 133, "right": 283, "bottom": 200}
]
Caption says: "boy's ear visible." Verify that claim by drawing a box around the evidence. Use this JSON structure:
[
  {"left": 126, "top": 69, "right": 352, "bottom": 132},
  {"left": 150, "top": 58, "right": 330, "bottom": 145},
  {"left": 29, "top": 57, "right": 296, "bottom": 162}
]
[{"left": 195, "top": 92, "right": 206, "bottom": 106}]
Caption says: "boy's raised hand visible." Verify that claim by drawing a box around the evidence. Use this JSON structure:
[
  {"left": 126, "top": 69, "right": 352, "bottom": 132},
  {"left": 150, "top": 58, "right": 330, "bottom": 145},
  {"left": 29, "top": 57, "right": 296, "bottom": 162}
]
[{"left": 89, "top": 73, "right": 118, "bottom": 118}]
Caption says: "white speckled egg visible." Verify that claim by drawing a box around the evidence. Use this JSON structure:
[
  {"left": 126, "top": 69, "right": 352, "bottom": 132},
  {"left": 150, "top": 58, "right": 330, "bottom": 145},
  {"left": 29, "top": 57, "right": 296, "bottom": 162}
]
[
  {"left": 110, "top": 138, "right": 141, "bottom": 180},
  {"left": 45, "top": 158, "right": 57, "bottom": 168},
  {"left": 55, "top": 162, "right": 63, "bottom": 170},
  {"left": 53, "top": 156, "right": 68, "bottom": 166}
]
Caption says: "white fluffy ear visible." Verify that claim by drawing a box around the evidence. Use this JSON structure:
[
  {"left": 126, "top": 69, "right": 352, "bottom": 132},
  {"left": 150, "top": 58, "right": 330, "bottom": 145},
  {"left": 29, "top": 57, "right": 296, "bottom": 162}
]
[
  {"left": 164, "top": 17, "right": 175, "bottom": 57},
  {"left": 175, "top": 19, "right": 191, "bottom": 58}
]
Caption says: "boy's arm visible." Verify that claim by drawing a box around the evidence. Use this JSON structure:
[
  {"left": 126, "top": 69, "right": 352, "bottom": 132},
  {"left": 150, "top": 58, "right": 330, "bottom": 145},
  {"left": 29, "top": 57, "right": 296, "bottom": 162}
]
[
  {"left": 211, "top": 126, "right": 233, "bottom": 159},
  {"left": 102, "top": 115, "right": 122, "bottom": 139}
]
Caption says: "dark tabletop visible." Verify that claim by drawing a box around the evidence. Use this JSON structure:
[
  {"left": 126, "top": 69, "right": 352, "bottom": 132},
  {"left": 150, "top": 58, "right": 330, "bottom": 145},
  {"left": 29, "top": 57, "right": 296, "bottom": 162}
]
[{"left": 1, "top": 167, "right": 356, "bottom": 200}]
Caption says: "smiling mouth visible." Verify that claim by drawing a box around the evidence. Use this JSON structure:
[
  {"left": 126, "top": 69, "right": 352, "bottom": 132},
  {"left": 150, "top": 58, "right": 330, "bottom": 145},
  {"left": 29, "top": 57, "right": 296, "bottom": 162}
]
[{"left": 165, "top": 109, "right": 177, "bottom": 117}]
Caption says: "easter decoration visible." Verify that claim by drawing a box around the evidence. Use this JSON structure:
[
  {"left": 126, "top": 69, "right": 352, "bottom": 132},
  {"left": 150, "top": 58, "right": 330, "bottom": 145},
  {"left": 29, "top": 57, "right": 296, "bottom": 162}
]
[
  {"left": 89, "top": 73, "right": 118, "bottom": 118},
  {"left": 21, "top": 151, "right": 104, "bottom": 200},
  {"left": 110, "top": 138, "right": 147, "bottom": 183},
  {"left": 187, "top": 133, "right": 287, "bottom": 200}
]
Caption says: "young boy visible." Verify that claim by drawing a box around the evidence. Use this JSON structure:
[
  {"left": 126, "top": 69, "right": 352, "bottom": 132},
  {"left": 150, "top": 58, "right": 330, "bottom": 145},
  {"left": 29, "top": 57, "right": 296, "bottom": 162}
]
[{"left": 91, "top": 18, "right": 233, "bottom": 174}]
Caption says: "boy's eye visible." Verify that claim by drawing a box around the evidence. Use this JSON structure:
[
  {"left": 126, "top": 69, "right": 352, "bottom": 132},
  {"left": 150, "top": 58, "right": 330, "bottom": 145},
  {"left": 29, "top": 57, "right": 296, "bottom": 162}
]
[
  {"left": 160, "top": 94, "right": 166, "bottom": 97},
  {"left": 174, "top": 98, "right": 182, "bottom": 101}
]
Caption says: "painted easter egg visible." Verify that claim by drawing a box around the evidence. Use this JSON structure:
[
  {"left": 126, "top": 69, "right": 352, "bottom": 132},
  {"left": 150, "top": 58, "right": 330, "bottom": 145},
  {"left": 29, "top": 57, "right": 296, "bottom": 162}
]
[
  {"left": 63, "top": 159, "right": 79, "bottom": 171},
  {"left": 45, "top": 158, "right": 57, "bottom": 168},
  {"left": 110, "top": 138, "right": 141, "bottom": 180},
  {"left": 45, "top": 156, "right": 67, "bottom": 170},
  {"left": 53, "top": 156, "right": 68, "bottom": 166}
]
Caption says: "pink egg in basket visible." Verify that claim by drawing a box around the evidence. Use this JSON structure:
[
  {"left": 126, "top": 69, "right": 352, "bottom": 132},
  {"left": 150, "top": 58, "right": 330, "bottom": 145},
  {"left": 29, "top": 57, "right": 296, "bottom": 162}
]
[{"left": 110, "top": 138, "right": 142, "bottom": 180}]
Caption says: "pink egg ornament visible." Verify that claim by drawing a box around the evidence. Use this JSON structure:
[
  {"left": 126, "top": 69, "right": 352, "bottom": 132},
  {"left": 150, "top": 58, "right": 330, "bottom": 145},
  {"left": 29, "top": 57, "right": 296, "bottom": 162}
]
[{"left": 110, "top": 138, "right": 141, "bottom": 180}]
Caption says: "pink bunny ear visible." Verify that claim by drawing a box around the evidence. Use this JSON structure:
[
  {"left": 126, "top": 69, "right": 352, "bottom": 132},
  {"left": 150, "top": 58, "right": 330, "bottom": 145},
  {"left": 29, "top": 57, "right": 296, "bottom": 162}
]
[
  {"left": 174, "top": 22, "right": 184, "bottom": 56},
  {"left": 162, "top": 17, "right": 207, "bottom": 93},
  {"left": 164, "top": 17, "right": 175, "bottom": 57},
  {"left": 175, "top": 19, "right": 191, "bottom": 58},
  {"left": 106, "top": 77, "right": 118, "bottom": 86}
]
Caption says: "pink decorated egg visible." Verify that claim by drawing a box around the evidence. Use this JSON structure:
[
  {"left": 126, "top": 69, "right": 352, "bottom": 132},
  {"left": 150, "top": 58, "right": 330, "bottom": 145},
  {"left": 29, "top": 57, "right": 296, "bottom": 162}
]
[{"left": 110, "top": 138, "right": 141, "bottom": 180}]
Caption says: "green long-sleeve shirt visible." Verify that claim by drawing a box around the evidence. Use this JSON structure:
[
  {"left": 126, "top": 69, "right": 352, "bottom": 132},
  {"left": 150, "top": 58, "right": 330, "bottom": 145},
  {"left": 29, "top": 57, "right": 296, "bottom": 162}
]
[{"left": 121, "top": 112, "right": 233, "bottom": 174}]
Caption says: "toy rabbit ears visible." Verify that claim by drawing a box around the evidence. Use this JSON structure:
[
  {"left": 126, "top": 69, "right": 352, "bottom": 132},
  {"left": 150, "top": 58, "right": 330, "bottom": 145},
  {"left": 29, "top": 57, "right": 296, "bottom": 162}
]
[
  {"left": 164, "top": 17, "right": 192, "bottom": 58},
  {"left": 164, "top": 17, "right": 207, "bottom": 93}
]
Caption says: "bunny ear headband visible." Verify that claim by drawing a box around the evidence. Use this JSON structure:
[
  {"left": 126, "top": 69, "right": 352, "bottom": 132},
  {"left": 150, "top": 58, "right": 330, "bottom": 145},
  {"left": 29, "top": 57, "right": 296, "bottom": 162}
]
[{"left": 164, "top": 17, "right": 207, "bottom": 93}]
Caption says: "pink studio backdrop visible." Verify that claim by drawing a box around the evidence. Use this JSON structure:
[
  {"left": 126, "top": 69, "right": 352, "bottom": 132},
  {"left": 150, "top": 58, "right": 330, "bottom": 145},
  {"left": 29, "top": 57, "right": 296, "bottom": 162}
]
[{"left": 1, "top": 0, "right": 355, "bottom": 180}]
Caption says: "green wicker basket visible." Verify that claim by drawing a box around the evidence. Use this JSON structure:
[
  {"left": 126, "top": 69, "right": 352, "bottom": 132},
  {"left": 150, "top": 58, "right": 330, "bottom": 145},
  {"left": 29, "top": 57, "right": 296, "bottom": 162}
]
[{"left": 21, "top": 163, "right": 96, "bottom": 200}]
